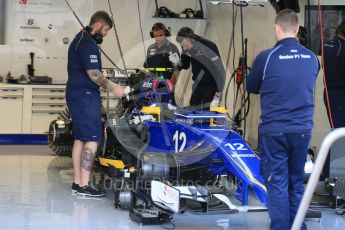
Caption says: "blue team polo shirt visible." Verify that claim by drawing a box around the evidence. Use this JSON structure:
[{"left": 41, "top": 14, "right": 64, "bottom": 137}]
[
  {"left": 67, "top": 30, "right": 101, "bottom": 92},
  {"left": 324, "top": 36, "right": 345, "bottom": 88},
  {"left": 246, "top": 38, "right": 319, "bottom": 133},
  {"left": 66, "top": 30, "right": 103, "bottom": 142}
]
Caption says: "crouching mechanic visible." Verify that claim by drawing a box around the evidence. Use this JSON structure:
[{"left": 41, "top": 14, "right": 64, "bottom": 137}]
[
  {"left": 246, "top": 9, "right": 319, "bottom": 230},
  {"left": 66, "top": 11, "right": 128, "bottom": 197},
  {"left": 175, "top": 27, "right": 225, "bottom": 109},
  {"left": 144, "top": 22, "right": 180, "bottom": 105}
]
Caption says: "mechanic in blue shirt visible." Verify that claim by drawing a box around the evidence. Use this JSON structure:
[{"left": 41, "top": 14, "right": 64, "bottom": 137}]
[
  {"left": 324, "top": 20, "right": 345, "bottom": 127},
  {"left": 66, "top": 11, "right": 127, "bottom": 197},
  {"left": 144, "top": 22, "right": 180, "bottom": 104},
  {"left": 246, "top": 9, "right": 319, "bottom": 230},
  {"left": 321, "top": 20, "right": 345, "bottom": 179},
  {"left": 175, "top": 27, "right": 225, "bottom": 109}
]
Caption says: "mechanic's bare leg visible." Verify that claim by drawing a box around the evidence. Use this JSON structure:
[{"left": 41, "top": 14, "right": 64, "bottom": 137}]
[
  {"left": 72, "top": 140, "right": 85, "bottom": 185},
  {"left": 80, "top": 141, "right": 98, "bottom": 187}
]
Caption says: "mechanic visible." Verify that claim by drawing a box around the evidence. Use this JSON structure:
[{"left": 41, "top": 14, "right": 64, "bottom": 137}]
[
  {"left": 246, "top": 9, "right": 319, "bottom": 230},
  {"left": 144, "top": 22, "right": 180, "bottom": 104},
  {"left": 66, "top": 11, "right": 128, "bottom": 197},
  {"left": 321, "top": 20, "right": 345, "bottom": 179},
  {"left": 175, "top": 27, "right": 225, "bottom": 109}
]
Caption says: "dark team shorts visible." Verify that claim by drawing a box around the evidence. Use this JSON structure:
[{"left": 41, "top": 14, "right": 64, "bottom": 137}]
[{"left": 66, "top": 90, "right": 103, "bottom": 143}]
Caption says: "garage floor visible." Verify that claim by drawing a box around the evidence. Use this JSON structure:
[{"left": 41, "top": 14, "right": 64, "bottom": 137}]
[{"left": 0, "top": 145, "right": 344, "bottom": 230}]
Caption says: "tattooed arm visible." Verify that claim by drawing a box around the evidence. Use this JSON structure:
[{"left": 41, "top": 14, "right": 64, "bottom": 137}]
[
  {"left": 86, "top": 69, "right": 126, "bottom": 97},
  {"left": 87, "top": 69, "right": 115, "bottom": 90}
]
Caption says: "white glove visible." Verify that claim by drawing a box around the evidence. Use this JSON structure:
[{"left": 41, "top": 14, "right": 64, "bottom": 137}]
[
  {"left": 210, "top": 96, "right": 221, "bottom": 108},
  {"left": 169, "top": 52, "right": 180, "bottom": 67},
  {"left": 123, "top": 86, "right": 134, "bottom": 101},
  {"left": 124, "top": 86, "right": 132, "bottom": 95}
]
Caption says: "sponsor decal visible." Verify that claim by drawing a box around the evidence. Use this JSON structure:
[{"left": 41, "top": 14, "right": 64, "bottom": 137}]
[
  {"left": 90, "top": 54, "right": 98, "bottom": 63},
  {"left": 20, "top": 18, "right": 40, "bottom": 30},
  {"left": 19, "top": 0, "right": 28, "bottom": 5},
  {"left": 48, "top": 23, "right": 68, "bottom": 30},
  {"left": 19, "top": 38, "right": 34, "bottom": 42},
  {"left": 279, "top": 54, "right": 311, "bottom": 60},
  {"left": 231, "top": 153, "right": 256, "bottom": 158},
  {"left": 211, "top": 56, "right": 219, "bottom": 61},
  {"left": 22, "top": 0, "right": 53, "bottom": 6},
  {"left": 27, "top": 18, "right": 34, "bottom": 26}
]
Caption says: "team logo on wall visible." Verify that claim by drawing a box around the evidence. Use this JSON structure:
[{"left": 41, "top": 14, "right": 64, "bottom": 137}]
[
  {"left": 27, "top": 18, "right": 34, "bottom": 26},
  {"left": 20, "top": 18, "right": 40, "bottom": 30},
  {"left": 47, "top": 23, "right": 68, "bottom": 30},
  {"left": 19, "top": 0, "right": 28, "bottom": 5}
]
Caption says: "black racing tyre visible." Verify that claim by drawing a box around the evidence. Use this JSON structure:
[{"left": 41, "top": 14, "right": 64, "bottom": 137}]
[{"left": 48, "top": 108, "right": 73, "bottom": 156}]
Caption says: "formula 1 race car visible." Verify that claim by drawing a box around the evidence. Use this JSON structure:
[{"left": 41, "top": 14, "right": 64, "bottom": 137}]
[{"left": 48, "top": 69, "right": 316, "bottom": 225}]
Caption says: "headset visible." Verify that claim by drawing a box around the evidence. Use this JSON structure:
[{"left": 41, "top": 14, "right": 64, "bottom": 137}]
[
  {"left": 183, "top": 8, "right": 195, "bottom": 19},
  {"left": 83, "top": 25, "right": 103, "bottom": 44},
  {"left": 155, "top": 6, "right": 176, "bottom": 18},
  {"left": 150, "top": 22, "right": 170, "bottom": 38}
]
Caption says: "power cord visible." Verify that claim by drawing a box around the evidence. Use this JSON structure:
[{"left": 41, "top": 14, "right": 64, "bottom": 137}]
[
  {"left": 225, "top": 4, "right": 238, "bottom": 71},
  {"left": 224, "top": 3, "right": 238, "bottom": 121},
  {"left": 107, "top": 0, "right": 129, "bottom": 78},
  {"left": 63, "top": 0, "right": 125, "bottom": 74},
  {"left": 136, "top": 0, "right": 148, "bottom": 63}
]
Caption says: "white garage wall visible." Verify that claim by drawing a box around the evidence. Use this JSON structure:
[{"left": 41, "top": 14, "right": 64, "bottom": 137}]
[
  {"left": 0, "top": 0, "right": 93, "bottom": 81},
  {"left": 0, "top": 0, "right": 332, "bottom": 149}
]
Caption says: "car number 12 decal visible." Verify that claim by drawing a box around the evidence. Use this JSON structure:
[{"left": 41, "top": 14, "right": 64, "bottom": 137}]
[
  {"left": 225, "top": 143, "right": 248, "bottom": 151},
  {"left": 173, "top": 130, "right": 187, "bottom": 153}
]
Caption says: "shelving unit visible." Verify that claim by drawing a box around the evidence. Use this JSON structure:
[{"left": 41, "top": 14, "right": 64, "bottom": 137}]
[
  {"left": 0, "top": 86, "right": 24, "bottom": 133},
  {"left": 0, "top": 84, "right": 67, "bottom": 135},
  {"left": 0, "top": 83, "right": 119, "bottom": 138},
  {"left": 153, "top": 0, "right": 206, "bottom": 20}
]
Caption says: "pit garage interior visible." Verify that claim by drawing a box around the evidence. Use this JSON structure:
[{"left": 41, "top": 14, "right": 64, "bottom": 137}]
[{"left": 1, "top": 0, "right": 345, "bottom": 229}]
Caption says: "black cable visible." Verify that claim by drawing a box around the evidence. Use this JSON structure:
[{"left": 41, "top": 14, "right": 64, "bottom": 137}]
[
  {"left": 107, "top": 0, "right": 129, "bottom": 78},
  {"left": 234, "top": 91, "right": 251, "bottom": 123},
  {"left": 63, "top": 0, "right": 125, "bottom": 74},
  {"left": 136, "top": 0, "right": 147, "bottom": 63},
  {"left": 239, "top": 3, "right": 247, "bottom": 137},
  {"left": 230, "top": 3, "right": 251, "bottom": 138},
  {"left": 234, "top": 1, "right": 249, "bottom": 7},
  {"left": 224, "top": 71, "right": 236, "bottom": 121},
  {"left": 307, "top": 0, "right": 312, "bottom": 49},
  {"left": 232, "top": 85, "right": 241, "bottom": 124},
  {"left": 224, "top": 3, "right": 238, "bottom": 121},
  {"left": 225, "top": 5, "right": 238, "bottom": 71},
  {"left": 232, "top": 5, "right": 237, "bottom": 120}
]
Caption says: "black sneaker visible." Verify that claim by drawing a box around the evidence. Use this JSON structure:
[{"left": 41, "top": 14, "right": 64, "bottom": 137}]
[
  {"left": 77, "top": 184, "right": 106, "bottom": 197},
  {"left": 71, "top": 182, "right": 79, "bottom": 193}
]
